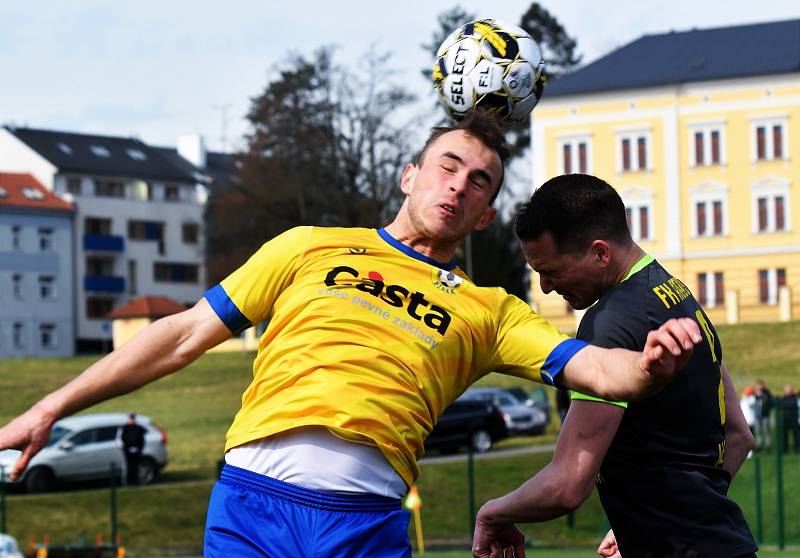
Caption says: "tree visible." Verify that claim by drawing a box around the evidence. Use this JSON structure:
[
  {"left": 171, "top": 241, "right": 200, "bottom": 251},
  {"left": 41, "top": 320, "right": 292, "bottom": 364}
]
[{"left": 206, "top": 48, "right": 416, "bottom": 282}]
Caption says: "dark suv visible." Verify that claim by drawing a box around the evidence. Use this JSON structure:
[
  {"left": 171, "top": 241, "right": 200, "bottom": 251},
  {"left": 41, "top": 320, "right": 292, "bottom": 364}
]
[{"left": 425, "top": 398, "right": 509, "bottom": 454}]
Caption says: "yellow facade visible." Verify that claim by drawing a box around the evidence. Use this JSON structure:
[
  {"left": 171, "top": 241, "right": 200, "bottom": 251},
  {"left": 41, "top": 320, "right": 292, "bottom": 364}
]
[{"left": 530, "top": 74, "right": 799, "bottom": 331}]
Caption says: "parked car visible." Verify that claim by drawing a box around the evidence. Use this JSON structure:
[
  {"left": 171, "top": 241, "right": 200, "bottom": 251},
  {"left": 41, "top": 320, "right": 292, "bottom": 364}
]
[
  {"left": 0, "top": 413, "right": 168, "bottom": 493},
  {"left": 425, "top": 398, "right": 509, "bottom": 454},
  {"left": 0, "top": 533, "right": 23, "bottom": 558},
  {"left": 461, "top": 387, "right": 548, "bottom": 435},
  {"left": 506, "top": 386, "right": 552, "bottom": 428}
]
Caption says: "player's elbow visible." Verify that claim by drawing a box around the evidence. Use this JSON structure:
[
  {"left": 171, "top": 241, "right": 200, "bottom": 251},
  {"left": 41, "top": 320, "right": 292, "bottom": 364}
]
[{"left": 555, "top": 479, "right": 594, "bottom": 512}]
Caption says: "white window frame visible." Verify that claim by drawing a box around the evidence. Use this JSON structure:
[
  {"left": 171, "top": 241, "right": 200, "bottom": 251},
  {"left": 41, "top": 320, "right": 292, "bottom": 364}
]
[
  {"left": 556, "top": 132, "right": 592, "bottom": 174},
  {"left": 620, "top": 186, "right": 654, "bottom": 242},
  {"left": 615, "top": 126, "right": 652, "bottom": 173},
  {"left": 689, "top": 181, "right": 728, "bottom": 238},
  {"left": 760, "top": 268, "right": 786, "bottom": 305},
  {"left": 12, "top": 322, "right": 24, "bottom": 349},
  {"left": 688, "top": 121, "right": 726, "bottom": 167},
  {"left": 38, "top": 227, "right": 54, "bottom": 251},
  {"left": 39, "top": 323, "right": 58, "bottom": 350},
  {"left": 751, "top": 177, "right": 791, "bottom": 234},
  {"left": 696, "top": 271, "right": 724, "bottom": 309},
  {"left": 750, "top": 115, "right": 789, "bottom": 162},
  {"left": 11, "top": 225, "right": 22, "bottom": 250},
  {"left": 12, "top": 273, "right": 23, "bottom": 299},
  {"left": 38, "top": 275, "right": 56, "bottom": 300}
]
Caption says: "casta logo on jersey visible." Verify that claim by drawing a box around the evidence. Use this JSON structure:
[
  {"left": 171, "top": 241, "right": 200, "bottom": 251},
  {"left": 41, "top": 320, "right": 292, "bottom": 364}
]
[{"left": 324, "top": 265, "right": 451, "bottom": 334}]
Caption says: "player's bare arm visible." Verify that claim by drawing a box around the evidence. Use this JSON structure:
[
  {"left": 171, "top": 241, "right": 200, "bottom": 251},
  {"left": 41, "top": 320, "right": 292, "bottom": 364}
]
[
  {"left": 561, "top": 317, "right": 702, "bottom": 401},
  {"left": 721, "top": 363, "right": 755, "bottom": 477},
  {"left": 0, "top": 298, "right": 232, "bottom": 480},
  {"left": 473, "top": 400, "right": 623, "bottom": 556}
]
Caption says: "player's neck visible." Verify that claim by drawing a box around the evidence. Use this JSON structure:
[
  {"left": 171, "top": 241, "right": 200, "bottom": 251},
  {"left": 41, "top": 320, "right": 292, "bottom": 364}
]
[
  {"left": 383, "top": 219, "right": 457, "bottom": 264},
  {"left": 613, "top": 243, "right": 647, "bottom": 285}
]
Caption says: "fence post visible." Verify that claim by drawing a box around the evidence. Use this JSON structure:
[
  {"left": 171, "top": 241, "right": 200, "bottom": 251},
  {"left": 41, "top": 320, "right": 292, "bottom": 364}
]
[
  {"left": 110, "top": 463, "right": 119, "bottom": 547},
  {"left": 0, "top": 465, "right": 6, "bottom": 534},
  {"left": 774, "top": 401, "right": 785, "bottom": 550},
  {"left": 753, "top": 453, "right": 763, "bottom": 544},
  {"left": 467, "top": 440, "right": 476, "bottom": 539}
]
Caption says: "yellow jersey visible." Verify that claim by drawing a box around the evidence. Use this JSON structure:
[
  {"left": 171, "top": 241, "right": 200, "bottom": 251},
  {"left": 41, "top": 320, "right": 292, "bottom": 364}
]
[{"left": 204, "top": 226, "right": 586, "bottom": 486}]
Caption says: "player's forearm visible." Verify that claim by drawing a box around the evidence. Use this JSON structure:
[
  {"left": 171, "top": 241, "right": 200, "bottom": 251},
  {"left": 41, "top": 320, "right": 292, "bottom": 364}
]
[
  {"left": 721, "top": 364, "right": 755, "bottom": 477},
  {"left": 562, "top": 346, "right": 656, "bottom": 402},
  {"left": 477, "top": 465, "right": 592, "bottom": 524}
]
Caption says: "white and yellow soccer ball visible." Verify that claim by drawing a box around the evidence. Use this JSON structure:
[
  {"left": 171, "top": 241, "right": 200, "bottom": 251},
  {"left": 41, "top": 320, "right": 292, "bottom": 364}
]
[{"left": 433, "top": 19, "right": 546, "bottom": 123}]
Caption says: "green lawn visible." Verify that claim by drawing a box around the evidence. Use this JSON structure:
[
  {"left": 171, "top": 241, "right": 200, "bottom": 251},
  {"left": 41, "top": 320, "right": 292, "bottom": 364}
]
[{"left": 1, "top": 320, "right": 799, "bottom": 556}]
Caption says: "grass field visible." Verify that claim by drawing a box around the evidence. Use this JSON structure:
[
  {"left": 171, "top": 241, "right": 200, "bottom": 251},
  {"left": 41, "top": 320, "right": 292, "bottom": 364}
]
[{"left": 1, "top": 320, "right": 799, "bottom": 556}]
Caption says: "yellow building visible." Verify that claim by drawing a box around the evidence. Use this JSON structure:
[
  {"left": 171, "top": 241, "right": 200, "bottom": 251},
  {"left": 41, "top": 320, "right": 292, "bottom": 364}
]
[{"left": 529, "top": 18, "right": 800, "bottom": 330}]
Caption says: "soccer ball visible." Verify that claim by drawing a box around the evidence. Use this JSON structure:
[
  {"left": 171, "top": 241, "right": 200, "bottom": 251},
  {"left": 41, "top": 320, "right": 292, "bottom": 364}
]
[
  {"left": 437, "top": 270, "right": 463, "bottom": 289},
  {"left": 432, "top": 19, "right": 546, "bottom": 123}
]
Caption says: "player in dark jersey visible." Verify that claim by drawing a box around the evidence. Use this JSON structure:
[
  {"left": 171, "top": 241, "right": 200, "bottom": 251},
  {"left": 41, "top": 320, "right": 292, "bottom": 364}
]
[{"left": 472, "top": 174, "right": 756, "bottom": 558}]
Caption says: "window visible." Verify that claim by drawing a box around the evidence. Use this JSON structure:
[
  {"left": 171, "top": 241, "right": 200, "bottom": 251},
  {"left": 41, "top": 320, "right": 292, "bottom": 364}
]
[
  {"left": 86, "top": 256, "right": 114, "bottom": 276},
  {"left": 96, "top": 426, "right": 119, "bottom": 442},
  {"left": 39, "top": 323, "right": 57, "bottom": 349},
  {"left": 696, "top": 272, "right": 725, "bottom": 308},
  {"left": 694, "top": 200, "right": 725, "bottom": 237},
  {"left": 22, "top": 187, "right": 44, "bottom": 200},
  {"left": 130, "top": 180, "right": 151, "bottom": 201},
  {"left": 751, "top": 117, "right": 788, "bottom": 161},
  {"left": 689, "top": 124, "right": 725, "bottom": 166},
  {"left": 621, "top": 187, "right": 654, "bottom": 242},
  {"left": 154, "top": 262, "right": 199, "bottom": 284},
  {"left": 128, "top": 259, "right": 138, "bottom": 295},
  {"left": 12, "top": 225, "right": 22, "bottom": 250},
  {"left": 94, "top": 179, "right": 125, "bottom": 198},
  {"left": 758, "top": 268, "right": 787, "bottom": 305},
  {"left": 617, "top": 129, "right": 651, "bottom": 172},
  {"left": 85, "top": 217, "right": 112, "bottom": 235},
  {"left": 12, "top": 322, "right": 24, "bottom": 349},
  {"left": 128, "top": 220, "right": 164, "bottom": 241},
  {"left": 86, "top": 297, "right": 115, "bottom": 319},
  {"left": 39, "top": 275, "right": 55, "bottom": 300},
  {"left": 751, "top": 178, "right": 790, "bottom": 234},
  {"left": 70, "top": 430, "right": 96, "bottom": 446},
  {"left": 90, "top": 145, "right": 111, "bottom": 158},
  {"left": 126, "top": 148, "right": 147, "bottom": 161},
  {"left": 0, "top": 186, "right": 6, "bottom": 198},
  {"left": 66, "top": 177, "right": 82, "bottom": 195},
  {"left": 38, "top": 228, "right": 54, "bottom": 251},
  {"left": 182, "top": 223, "right": 200, "bottom": 244},
  {"left": 558, "top": 135, "right": 591, "bottom": 174},
  {"left": 164, "top": 184, "right": 180, "bottom": 202},
  {"left": 12, "top": 274, "right": 23, "bottom": 299},
  {"left": 57, "top": 142, "right": 73, "bottom": 155}
]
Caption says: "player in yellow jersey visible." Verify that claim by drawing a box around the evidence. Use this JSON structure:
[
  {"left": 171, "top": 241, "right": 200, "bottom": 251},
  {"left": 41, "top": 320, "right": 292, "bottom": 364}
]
[{"left": 0, "top": 112, "right": 701, "bottom": 557}]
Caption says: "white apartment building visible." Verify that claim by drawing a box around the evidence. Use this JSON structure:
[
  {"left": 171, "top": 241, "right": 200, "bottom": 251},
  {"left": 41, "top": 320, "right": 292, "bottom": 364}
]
[{"left": 0, "top": 127, "right": 208, "bottom": 352}]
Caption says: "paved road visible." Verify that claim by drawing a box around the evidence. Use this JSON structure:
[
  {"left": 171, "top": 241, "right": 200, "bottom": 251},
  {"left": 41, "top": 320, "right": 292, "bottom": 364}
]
[{"left": 420, "top": 442, "right": 555, "bottom": 464}]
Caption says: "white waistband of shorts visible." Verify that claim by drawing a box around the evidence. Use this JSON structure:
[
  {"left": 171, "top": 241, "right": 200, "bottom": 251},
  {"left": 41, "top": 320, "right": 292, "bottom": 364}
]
[{"left": 225, "top": 427, "right": 407, "bottom": 499}]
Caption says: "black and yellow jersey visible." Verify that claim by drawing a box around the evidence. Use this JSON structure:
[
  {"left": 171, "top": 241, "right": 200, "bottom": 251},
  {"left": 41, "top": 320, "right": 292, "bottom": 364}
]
[
  {"left": 204, "top": 226, "right": 586, "bottom": 486},
  {"left": 578, "top": 256, "right": 756, "bottom": 557}
]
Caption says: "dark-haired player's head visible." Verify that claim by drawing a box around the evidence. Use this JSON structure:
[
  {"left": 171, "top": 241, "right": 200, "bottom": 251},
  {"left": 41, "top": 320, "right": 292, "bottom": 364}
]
[
  {"left": 515, "top": 174, "right": 635, "bottom": 309},
  {"left": 416, "top": 110, "right": 510, "bottom": 204}
]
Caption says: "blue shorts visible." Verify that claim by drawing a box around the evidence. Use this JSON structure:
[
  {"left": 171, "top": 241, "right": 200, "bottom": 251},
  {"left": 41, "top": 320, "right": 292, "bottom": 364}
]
[{"left": 205, "top": 464, "right": 412, "bottom": 557}]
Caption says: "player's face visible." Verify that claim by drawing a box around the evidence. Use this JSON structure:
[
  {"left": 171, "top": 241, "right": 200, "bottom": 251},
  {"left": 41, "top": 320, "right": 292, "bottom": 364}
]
[
  {"left": 400, "top": 131, "right": 499, "bottom": 243},
  {"left": 521, "top": 232, "right": 605, "bottom": 310}
]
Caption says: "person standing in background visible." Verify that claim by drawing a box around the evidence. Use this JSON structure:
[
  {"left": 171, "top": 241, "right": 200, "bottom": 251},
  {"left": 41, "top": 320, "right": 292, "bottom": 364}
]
[
  {"left": 754, "top": 380, "right": 773, "bottom": 450},
  {"left": 121, "top": 413, "right": 146, "bottom": 485},
  {"left": 780, "top": 385, "right": 800, "bottom": 454}
]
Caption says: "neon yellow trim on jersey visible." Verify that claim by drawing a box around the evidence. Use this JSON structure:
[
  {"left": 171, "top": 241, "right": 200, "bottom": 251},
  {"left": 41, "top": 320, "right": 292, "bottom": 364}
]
[
  {"left": 214, "top": 226, "right": 572, "bottom": 487},
  {"left": 569, "top": 254, "right": 653, "bottom": 408}
]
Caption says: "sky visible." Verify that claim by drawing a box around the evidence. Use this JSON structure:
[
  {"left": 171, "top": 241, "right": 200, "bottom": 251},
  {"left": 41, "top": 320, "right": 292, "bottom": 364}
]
[{"left": 1, "top": 0, "right": 798, "bottom": 155}]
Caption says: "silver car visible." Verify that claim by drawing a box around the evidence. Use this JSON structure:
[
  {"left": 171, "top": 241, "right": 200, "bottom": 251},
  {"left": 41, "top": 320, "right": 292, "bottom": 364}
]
[
  {"left": 461, "top": 387, "right": 548, "bottom": 435},
  {"left": 0, "top": 413, "right": 168, "bottom": 493}
]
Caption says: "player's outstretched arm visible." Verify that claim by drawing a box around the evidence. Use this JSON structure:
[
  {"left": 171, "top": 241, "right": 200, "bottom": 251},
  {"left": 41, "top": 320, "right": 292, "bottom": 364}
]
[
  {"left": 0, "top": 298, "right": 231, "bottom": 481},
  {"left": 561, "top": 318, "right": 702, "bottom": 402},
  {"left": 721, "top": 363, "right": 755, "bottom": 478},
  {"left": 473, "top": 400, "right": 623, "bottom": 557}
]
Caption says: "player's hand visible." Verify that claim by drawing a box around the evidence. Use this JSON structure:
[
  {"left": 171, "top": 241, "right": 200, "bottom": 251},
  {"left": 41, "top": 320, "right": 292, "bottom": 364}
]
[
  {"left": 0, "top": 404, "right": 58, "bottom": 481},
  {"left": 639, "top": 317, "right": 702, "bottom": 385},
  {"left": 597, "top": 529, "right": 621, "bottom": 557},
  {"left": 472, "top": 508, "right": 526, "bottom": 558}
]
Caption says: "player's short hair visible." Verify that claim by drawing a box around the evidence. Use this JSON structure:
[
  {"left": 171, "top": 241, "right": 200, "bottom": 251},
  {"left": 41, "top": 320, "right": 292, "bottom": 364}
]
[
  {"left": 515, "top": 174, "right": 632, "bottom": 254},
  {"left": 415, "top": 111, "right": 510, "bottom": 204}
]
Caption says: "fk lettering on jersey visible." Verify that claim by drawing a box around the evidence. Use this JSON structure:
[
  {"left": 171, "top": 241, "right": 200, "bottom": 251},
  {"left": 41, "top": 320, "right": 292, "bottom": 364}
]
[
  {"left": 325, "top": 265, "right": 452, "bottom": 335},
  {"left": 651, "top": 276, "right": 692, "bottom": 309}
]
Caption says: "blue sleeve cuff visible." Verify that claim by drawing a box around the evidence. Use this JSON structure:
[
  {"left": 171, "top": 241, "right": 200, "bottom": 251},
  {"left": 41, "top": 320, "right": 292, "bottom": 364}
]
[
  {"left": 540, "top": 338, "right": 589, "bottom": 386},
  {"left": 204, "top": 284, "right": 251, "bottom": 335}
]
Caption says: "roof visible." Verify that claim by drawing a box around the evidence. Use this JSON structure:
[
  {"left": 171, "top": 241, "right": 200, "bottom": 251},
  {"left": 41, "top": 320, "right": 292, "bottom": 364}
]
[
  {"left": 546, "top": 18, "right": 800, "bottom": 98},
  {"left": 154, "top": 146, "right": 237, "bottom": 188},
  {"left": 4, "top": 126, "right": 197, "bottom": 183},
  {"left": 109, "top": 295, "right": 187, "bottom": 320},
  {"left": 0, "top": 173, "right": 74, "bottom": 213}
]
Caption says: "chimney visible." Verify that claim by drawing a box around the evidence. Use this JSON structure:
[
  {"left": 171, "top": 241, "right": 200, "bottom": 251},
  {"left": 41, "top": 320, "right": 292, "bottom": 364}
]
[{"left": 177, "top": 134, "right": 207, "bottom": 169}]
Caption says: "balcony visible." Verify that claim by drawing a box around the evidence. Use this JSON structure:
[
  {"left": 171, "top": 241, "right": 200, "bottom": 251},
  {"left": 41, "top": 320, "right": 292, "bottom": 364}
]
[
  {"left": 84, "top": 275, "right": 126, "bottom": 293},
  {"left": 83, "top": 234, "right": 125, "bottom": 252}
]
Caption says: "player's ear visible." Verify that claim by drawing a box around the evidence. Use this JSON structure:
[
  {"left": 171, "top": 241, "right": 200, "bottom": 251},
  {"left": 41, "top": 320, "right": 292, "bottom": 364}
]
[
  {"left": 589, "top": 240, "right": 612, "bottom": 266},
  {"left": 400, "top": 164, "right": 418, "bottom": 195},
  {"left": 473, "top": 206, "right": 497, "bottom": 231}
]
